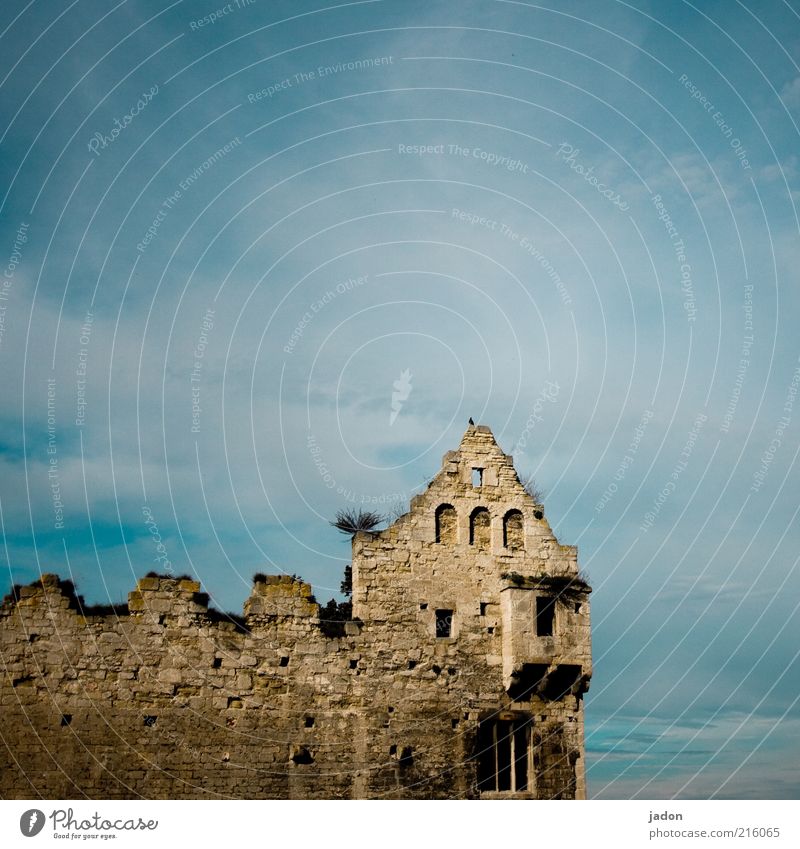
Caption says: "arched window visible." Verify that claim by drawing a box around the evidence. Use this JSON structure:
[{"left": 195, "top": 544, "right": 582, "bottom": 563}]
[
  {"left": 435, "top": 504, "right": 457, "bottom": 544},
  {"left": 470, "top": 507, "right": 491, "bottom": 549},
  {"left": 503, "top": 510, "right": 524, "bottom": 550}
]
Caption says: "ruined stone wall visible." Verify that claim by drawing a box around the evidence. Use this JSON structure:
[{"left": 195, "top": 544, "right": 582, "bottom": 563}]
[{"left": 0, "top": 425, "right": 591, "bottom": 799}]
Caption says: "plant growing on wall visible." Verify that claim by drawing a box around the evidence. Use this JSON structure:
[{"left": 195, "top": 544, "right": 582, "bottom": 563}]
[
  {"left": 521, "top": 475, "right": 544, "bottom": 504},
  {"left": 330, "top": 508, "right": 384, "bottom": 536}
]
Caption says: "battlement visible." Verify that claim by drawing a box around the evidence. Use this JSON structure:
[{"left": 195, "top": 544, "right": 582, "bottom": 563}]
[
  {"left": 245, "top": 574, "right": 319, "bottom": 619},
  {"left": 2, "top": 571, "right": 322, "bottom": 626}
]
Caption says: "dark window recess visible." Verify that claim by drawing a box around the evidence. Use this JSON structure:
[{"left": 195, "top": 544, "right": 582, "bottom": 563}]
[
  {"left": 542, "top": 665, "right": 582, "bottom": 701},
  {"left": 158, "top": 615, "right": 166, "bottom": 625},
  {"left": 480, "top": 602, "right": 488, "bottom": 616},
  {"left": 212, "top": 657, "right": 222, "bottom": 669},
  {"left": 143, "top": 715, "right": 157, "bottom": 727},
  {"left": 279, "top": 656, "right": 289, "bottom": 667},
  {"left": 419, "top": 602, "right": 428, "bottom": 610},
  {"left": 472, "top": 468, "right": 483, "bottom": 487},
  {"left": 508, "top": 664, "right": 548, "bottom": 701},
  {"left": 227, "top": 697, "right": 242, "bottom": 709},
  {"left": 432, "top": 664, "right": 442, "bottom": 676},
  {"left": 407, "top": 660, "right": 417, "bottom": 670},
  {"left": 388, "top": 706, "right": 394, "bottom": 713},
  {"left": 447, "top": 667, "right": 457, "bottom": 676},
  {"left": 487, "top": 627, "right": 495, "bottom": 635},
  {"left": 304, "top": 716, "right": 315, "bottom": 728},
  {"left": 291, "top": 746, "right": 314, "bottom": 765},
  {"left": 574, "top": 603, "right": 582, "bottom": 614},
  {"left": 60, "top": 714, "right": 72, "bottom": 727},
  {"left": 399, "top": 746, "right": 414, "bottom": 768},
  {"left": 477, "top": 716, "right": 533, "bottom": 794},
  {"left": 435, "top": 609, "right": 453, "bottom": 638},
  {"left": 534, "top": 510, "right": 544, "bottom": 520},
  {"left": 349, "top": 659, "right": 358, "bottom": 669},
  {"left": 389, "top": 744, "right": 397, "bottom": 756},
  {"left": 452, "top": 718, "right": 459, "bottom": 729},
  {"left": 536, "top": 596, "right": 556, "bottom": 636}
]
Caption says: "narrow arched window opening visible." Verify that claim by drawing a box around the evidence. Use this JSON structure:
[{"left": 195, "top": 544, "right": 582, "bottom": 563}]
[
  {"left": 470, "top": 507, "right": 491, "bottom": 549},
  {"left": 503, "top": 510, "right": 524, "bottom": 550},
  {"left": 435, "top": 504, "right": 457, "bottom": 544}
]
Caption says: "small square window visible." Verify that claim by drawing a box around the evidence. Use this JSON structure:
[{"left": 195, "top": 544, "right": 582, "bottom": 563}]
[
  {"left": 435, "top": 609, "right": 453, "bottom": 638},
  {"left": 472, "top": 468, "right": 483, "bottom": 487}
]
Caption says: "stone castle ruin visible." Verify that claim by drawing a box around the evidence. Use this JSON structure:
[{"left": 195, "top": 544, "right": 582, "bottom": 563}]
[{"left": 1, "top": 424, "right": 592, "bottom": 799}]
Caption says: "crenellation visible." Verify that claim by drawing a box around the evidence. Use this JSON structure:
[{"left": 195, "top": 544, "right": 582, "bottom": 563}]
[{"left": 0, "top": 424, "right": 591, "bottom": 799}]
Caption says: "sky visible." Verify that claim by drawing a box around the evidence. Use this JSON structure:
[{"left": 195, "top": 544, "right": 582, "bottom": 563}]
[{"left": 1, "top": 0, "right": 799, "bottom": 800}]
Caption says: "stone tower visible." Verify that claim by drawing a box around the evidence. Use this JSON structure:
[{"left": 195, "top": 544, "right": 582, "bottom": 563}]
[
  {"left": 0, "top": 423, "right": 591, "bottom": 799},
  {"left": 352, "top": 422, "right": 592, "bottom": 797}
]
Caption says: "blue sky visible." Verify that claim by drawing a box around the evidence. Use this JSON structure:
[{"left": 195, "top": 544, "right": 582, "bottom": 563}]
[{"left": 1, "top": 0, "right": 799, "bottom": 799}]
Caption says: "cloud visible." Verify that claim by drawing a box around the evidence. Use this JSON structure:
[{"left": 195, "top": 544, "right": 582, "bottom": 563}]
[{"left": 779, "top": 76, "right": 800, "bottom": 110}]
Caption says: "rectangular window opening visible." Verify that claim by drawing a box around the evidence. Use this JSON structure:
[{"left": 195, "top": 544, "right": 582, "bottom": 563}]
[
  {"left": 477, "top": 717, "right": 532, "bottom": 794},
  {"left": 435, "top": 608, "right": 453, "bottom": 638},
  {"left": 471, "top": 468, "right": 483, "bottom": 487},
  {"left": 536, "top": 596, "right": 555, "bottom": 637}
]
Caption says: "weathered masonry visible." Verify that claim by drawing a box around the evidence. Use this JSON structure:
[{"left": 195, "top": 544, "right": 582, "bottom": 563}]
[{"left": 0, "top": 424, "right": 591, "bottom": 799}]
